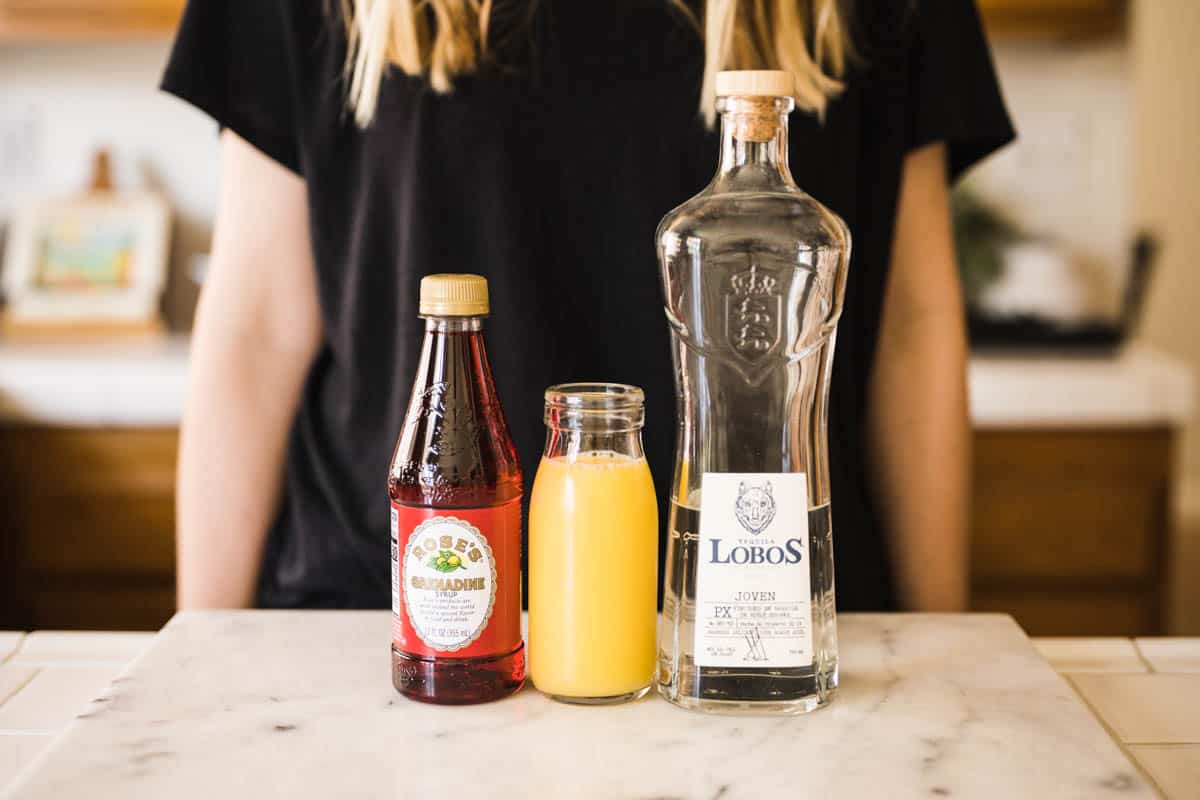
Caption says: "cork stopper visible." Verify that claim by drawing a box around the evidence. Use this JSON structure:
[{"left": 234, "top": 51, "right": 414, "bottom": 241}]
[
  {"left": 716, "top": 70, "right": 794, "bottom": 143},
  {"left": 715, "top": 70, "right": 795, "bottom": 98},
  {"left": 419, "top": 274, "right": 489, "bottom": 317}
]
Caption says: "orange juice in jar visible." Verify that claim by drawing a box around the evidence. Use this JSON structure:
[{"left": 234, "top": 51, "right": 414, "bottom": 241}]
[{"left": 529, "top": 384, "right": 658, "bottom": 703}]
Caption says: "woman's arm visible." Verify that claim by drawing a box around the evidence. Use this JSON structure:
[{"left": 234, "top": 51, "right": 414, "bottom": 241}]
[
  {"left": 868, "top": 141, "right": 970, "bottom": 612},
  {"left": 176, "top": 131, "right": 322, "bottom": 609}
]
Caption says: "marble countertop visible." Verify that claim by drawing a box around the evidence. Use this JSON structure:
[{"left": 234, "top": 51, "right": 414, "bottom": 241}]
[
  {"left": 0, "top": 337, "right": 1193, "bottom": 428},
  {"left": 2, "top": 615, "right": 1197, "bottom": 798}
]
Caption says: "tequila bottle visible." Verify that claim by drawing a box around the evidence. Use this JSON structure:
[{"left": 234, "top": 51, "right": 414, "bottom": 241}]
[{"left": 656, "top": 71, "right": 849, "bottom": 714}]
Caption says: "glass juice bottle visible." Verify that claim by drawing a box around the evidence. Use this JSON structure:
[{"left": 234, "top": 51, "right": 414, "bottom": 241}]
[
  {"left": 656, "top": 71, "right": 850, "bottom": 714},
  {"left": 388, "top": 274, "right": 525, "bottom": 704},
  {"left": 528, "top": 384, "right": 659, "bottom": 704}
]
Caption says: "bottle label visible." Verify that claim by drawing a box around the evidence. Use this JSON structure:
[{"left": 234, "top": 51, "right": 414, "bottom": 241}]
[
  {"left": 391, "top": 499, "right": 522, "bottom": 658},
  {"left": 693, "top": 472, "right": 813, "bottom": 668}
]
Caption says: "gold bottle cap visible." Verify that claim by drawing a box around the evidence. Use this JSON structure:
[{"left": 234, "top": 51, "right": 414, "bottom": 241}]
[
  {"left": 715, "top": 70, "right": 795, "bottom": 98},
  {"left": 419, "top": 273, "right": 490, "bottom": 317}
]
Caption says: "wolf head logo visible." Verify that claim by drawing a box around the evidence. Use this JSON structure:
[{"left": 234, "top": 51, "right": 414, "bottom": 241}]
[{"left": 735, "top": 481, "right": 777, "bottom": 535}]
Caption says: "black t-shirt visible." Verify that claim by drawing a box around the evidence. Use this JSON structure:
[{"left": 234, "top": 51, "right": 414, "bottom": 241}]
[{"left": 162, "top": 0, "right": 1014, "bottom": 611}]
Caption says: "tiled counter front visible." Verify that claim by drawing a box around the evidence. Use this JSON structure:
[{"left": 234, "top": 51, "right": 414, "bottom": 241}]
[
  {"left": 1035, "top": 637, "right": 1200, "bottom": 798},
  {"left": 0, "top": 632, "right": 152, "bottom": 787}
]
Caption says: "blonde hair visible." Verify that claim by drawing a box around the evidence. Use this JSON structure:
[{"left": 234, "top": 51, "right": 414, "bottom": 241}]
[{"left": 343, "top": 1, "right": 851, "bottom": 127}]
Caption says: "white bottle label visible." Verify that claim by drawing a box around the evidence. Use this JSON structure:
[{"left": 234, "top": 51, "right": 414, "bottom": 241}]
[
  {"left": 694, "top": 472, "right": 813, "bottom": 668},
  {"left": 401, "top": 517, "right": 497, "bottom": 652}
]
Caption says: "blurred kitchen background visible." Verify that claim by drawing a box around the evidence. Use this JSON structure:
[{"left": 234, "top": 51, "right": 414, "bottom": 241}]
[{"left": 0, "top": 0, "right": 1197, "bottom": 635}]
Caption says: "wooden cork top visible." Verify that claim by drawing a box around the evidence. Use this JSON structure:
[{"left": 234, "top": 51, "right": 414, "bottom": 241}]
[
  {"left": 726, "top": 97, "right": 782, "bottom": 142},
  {"left": 716, "top": 71, "right": 794, "bottom": 142},
  {"left": 715, "top": 70, "right": 795, "bottom": 98}
]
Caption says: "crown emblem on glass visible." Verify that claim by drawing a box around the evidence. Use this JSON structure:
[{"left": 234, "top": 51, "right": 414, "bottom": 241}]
[{"left": 729, "top": 265, "right": 779, "bottom": 297}]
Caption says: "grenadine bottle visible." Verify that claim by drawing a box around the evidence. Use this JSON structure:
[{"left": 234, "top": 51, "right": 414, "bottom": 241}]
[{"left": 388, "top": 273, "right": 525, "bottom": 704}]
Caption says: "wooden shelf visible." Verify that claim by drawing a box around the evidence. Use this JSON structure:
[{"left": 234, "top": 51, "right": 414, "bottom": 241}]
[
  {"left": 0, "top": 1, "right": 183, "bottom": 42},
  {"left": 979, "top": 0, "right": 1127, "bottom": 39}
]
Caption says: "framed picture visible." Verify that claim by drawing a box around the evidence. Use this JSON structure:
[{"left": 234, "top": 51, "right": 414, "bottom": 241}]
[{"left": 1, "top": 190, "right": 170, "bottom": 332}]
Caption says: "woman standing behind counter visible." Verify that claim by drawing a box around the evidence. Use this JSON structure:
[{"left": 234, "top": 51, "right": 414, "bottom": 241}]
[{"left": 164, "top": 0, "right": 1013, "bottom": 613}]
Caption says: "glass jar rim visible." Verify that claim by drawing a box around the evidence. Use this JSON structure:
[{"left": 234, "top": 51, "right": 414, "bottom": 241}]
[{"left": 544, "top": 382, "right": 645, "bottom": 411}]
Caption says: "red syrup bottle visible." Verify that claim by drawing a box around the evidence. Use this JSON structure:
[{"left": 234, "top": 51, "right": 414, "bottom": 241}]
[{"left": 388, "top": 274, "right": 525, "bottom": 704}]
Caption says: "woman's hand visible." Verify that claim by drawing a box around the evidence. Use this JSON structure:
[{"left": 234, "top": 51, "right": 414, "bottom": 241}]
[
  {"left": 869, "top": 142, "right": 971, "bottom": 612},
  {"left": 176, "top": 131, "right": 322, "bottom": 608}
]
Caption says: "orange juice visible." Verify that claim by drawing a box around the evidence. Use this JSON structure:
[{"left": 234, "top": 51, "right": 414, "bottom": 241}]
[{"left": 529, "top": 450, "right": 658, "bottom": 701}]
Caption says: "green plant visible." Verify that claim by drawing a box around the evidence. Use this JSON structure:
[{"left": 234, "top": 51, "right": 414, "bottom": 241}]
[{"left": 952, "top": 189, "right": 1023, "bottom": 307}]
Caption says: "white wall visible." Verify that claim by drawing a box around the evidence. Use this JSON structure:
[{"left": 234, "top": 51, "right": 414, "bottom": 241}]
[
  {"left": 1131, "top": 1, "right": 1200, "bottom": 492},
  {"left": 0, "top": 41, "right": 217, "bottom": 218},
  {"left": 0, "top": 41, "right": 220, "bottom": 327},
  {"left": 1131, "top": 0, "right": 1200, "bottom": 632},
  {"left": 967, "top": 39, "right": 1133, "bottom": 319}
]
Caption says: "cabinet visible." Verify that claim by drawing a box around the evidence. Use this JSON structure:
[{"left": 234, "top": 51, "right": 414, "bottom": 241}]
[
  {"left": 978, "top": 0, "right": 1127, "bottom": 38},
  {"left": 0, "top": 426, "right": 1176, "bottom": 634},
  {"left": 969, "top": 428, "right": 1170, "bottom": 635},
  {"left": 0, "top": 0, "right": 183, "bottom": 41},
  {"left": 0, "top": 427, "right": 177, "bottom": 630}
]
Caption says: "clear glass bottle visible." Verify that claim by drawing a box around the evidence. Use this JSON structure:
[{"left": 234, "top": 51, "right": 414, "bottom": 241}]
[{"left": 656, "top": 71, "right": 850, "bottom": 714}]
